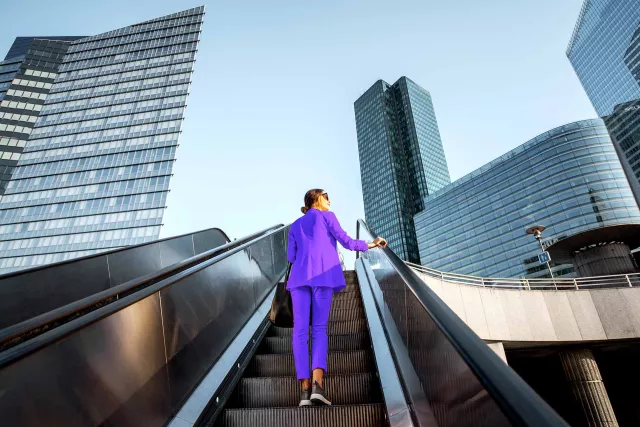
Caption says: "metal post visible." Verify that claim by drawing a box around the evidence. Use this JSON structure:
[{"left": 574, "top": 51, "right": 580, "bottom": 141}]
[
  {"left": 574, "top": 278, "right": 579, "bottom": 290},
  {"left": 627, "top": 274, "right": 633, "bottom": 288},
  {"left": 527, "top": 226, "right": 556, "bottom": 287},
  {"left": 538, "top": 238, "right": 555, "bottom": 282}
]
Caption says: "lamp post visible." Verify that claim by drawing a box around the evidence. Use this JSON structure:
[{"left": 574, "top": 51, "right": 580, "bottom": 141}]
[{"left": 526, "top": 225, "right": 555, "bottom": 280}]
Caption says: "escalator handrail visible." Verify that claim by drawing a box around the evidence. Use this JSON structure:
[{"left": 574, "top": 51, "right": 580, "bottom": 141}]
[
  {"left": 0, "top": 224, "right": 283, "bottom": 348},
  {"left": 0, "top": 224, "right": 288, "bottom": 369},
  {"left": 0, "top": 227, "right": 232, "bottom": 280},
  {"left": 356, "top": 219, "right": 568, "bottom": 427}
]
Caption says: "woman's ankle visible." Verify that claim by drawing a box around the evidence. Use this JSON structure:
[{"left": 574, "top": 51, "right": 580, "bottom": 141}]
[
  {"left": 301, "top": 378, "right": 311, "bottom": 390},
  {"left": 312, "top": 368, "right": 324, "bottom": 387}
]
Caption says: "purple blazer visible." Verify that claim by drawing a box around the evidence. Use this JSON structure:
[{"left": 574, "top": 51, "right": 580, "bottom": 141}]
[{"left": 287, "top": 208, "right": 368, "bottom": 293}]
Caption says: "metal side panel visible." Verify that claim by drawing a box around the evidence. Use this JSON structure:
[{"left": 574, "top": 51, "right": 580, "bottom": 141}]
[
  {"left": 355, "top": 259, "right": 415, "bottom": 427},
  {"left": 357, "top": 258, "right": 438, "bottom": 427},
  {"left": 167, "top": 287, "right": 276, "bottom": 427}
]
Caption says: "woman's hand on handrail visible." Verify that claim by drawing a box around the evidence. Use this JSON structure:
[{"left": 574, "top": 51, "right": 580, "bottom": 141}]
[{"left": 368, "top": 237, "right": 387, "bottom": 249}]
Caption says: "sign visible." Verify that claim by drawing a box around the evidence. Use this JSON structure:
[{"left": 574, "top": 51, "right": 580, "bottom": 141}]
[{"left": 538, "top": 251, "right": 551, "bottom": 265}]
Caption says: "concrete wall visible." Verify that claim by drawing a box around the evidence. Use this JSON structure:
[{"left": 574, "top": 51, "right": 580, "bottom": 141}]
[{"left": 415, "top": 271, "right": 640, "bottom": 344}]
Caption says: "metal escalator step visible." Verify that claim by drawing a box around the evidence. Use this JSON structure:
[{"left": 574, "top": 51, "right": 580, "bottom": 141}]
[
  {"left": 267, "top": 319, "right": 368, "bottom": 337},
  {"left": 215, "top": 403, "right": 385, "bottom": 427},
  {"left": 330, "top": 306, "right": 365, "bottom": 321},
  {"left": 333, "top": 290, "right": 360, "bottom": 300},
  {"left": 343, "top": 282, "right": 359, "bottom": 291},
  {"left": 331, "top": 298, "right": 363, "bottom": 311},
  {"left": 246, "top": 350, "right": 374, "bottom": 377},
  {"left": 344, "top": 271, "right": 357, "bottom": 281},
  {"left": 226, "top": 373, "right": 381, "bottom": 408},
  {"left": 258, "top": 333, "right": 370, "bottom": 354}
]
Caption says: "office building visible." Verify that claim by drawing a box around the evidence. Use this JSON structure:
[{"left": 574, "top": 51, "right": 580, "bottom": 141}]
[
  {"left": 354, "top": 77, "right": 450, "bottom": 263},
  {"left": 415, "top": 119, "right": 640, "bottom": 278},
  {"left": 0, "top": 6, "right": 205, "bottom": 272},
  {"left": 1, "top": 37, "right": 85, "bottom": 195},
  {"left": 567, "top": 0, "right": 640, "bottom": 206}
]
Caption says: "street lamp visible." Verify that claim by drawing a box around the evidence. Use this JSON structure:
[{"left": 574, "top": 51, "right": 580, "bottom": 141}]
[{"left": 526, "top": 225, "right": 554, "bottom": 280}]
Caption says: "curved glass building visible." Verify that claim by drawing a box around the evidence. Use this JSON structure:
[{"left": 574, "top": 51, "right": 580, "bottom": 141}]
[{"left": 414, "top": 119, "right": 640, "bottom": 278}]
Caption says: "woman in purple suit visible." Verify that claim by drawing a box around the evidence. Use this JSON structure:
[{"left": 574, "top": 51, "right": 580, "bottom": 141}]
[{"left": 287, "top": 189, "right": 386, "bottom": 406}]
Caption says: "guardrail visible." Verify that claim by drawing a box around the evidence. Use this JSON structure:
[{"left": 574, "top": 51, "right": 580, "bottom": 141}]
[{"left": 406, "top": 262, "right": 640, "bottom": 290}]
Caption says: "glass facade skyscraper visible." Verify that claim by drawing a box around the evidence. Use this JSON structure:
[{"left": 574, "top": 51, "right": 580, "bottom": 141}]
[
  {"left": 0, "top": 7, "right": 204, "bottom": 272},
  {"left": 415, "top": 119, "right": 640, "bottom": 279},
  {"left": 354, "top": 77, "right": 450, "bottom": 263},
  {"left": 567, "top": 0, "right": 640, "bottom": 206},
  {"left": 0, "top": 37, "right": 85, "bottom": 196}
]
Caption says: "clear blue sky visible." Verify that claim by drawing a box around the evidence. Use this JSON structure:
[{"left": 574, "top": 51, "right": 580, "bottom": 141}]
[{"left": 1, "top": 0, "right": 596, "bottom": 266}]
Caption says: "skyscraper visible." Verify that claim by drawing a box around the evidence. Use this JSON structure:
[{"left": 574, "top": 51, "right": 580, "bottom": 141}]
[
  {"left": 354, "top": 77, "right": 450, "bottom": 262},
  {"left": 0, "top": 6, "right": 205, "bottom": 272},
  {"left": 567, "top": 0, "right": 640, "bottom": 206},
  {"left": 0, "top": 37, "right": 85, "bottom": 196}
]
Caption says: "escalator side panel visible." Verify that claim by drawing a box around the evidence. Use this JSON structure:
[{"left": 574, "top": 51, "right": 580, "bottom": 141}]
[
  {"left": 357, "top": 217, "right": 568, "bottom": 427},
  {"left": 0, "top": 229, "right": 288, "bottom": 427},
  {"left": 0, "top": 255, "right": 111, "bottom": 330},
  {"left": 248, "top": 237, "right": 278, "bottom": 303},
  {"left": 361, "top": 249, "right": 513, "bottom": 427},
  {"left": 0, "top": 293, "right": 170, "bottom": 427},
  {"left": 0, "top": 228, "right": 230, "bottom": 330},
  {"left": 161, "top": 252, "right": 259, "bottom": 410}
]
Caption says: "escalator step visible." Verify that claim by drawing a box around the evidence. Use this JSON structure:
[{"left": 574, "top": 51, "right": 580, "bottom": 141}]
[
  {"left": 344, "top": 271, "right": 357, "bottom": 282},
  {"left": 215, "top": 403, "right": 385, "bottom": 427},
  {"left": 267, "top": 319, "right": 368, "bottom": 337},
  {"left": 226, "top": 373, "right": 381, "bottom": 408},
  {"left": 333, "top": 291, "right": 360, "bottom": 300},
  {"left": 246, "top": 350, "right": 374, "bottom": 377},
  {"left": 258, "top": 333, "right": 370, "bottom": 354},
  {"left": 343, "top": 283, "right": 359, "bottom": 291},
  {"left": 329, "top": 306, "right": 365, "bottom": 321},
  {"left": 331, "top": 298, "right": 363, "bottom": 311}
]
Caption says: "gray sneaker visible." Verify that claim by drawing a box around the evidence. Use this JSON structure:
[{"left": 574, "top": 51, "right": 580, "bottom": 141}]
[
  {"left": 310, "top": 380, "right": 331, "bottom": 406},
  {"left": 299, "top": 387, "right": 312, "bottom": 406}
]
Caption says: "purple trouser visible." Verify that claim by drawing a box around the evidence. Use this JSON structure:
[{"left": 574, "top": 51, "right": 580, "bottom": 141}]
[{"left": 290, "top": 286, "right": 333, "bottom": 380}]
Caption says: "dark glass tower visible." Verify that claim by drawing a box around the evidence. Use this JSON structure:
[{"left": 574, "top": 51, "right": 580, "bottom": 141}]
[
  {"left": 354, "top": 77, "right": 450, "bottom": 262},
  {"left": 0, "top": 37, "right": 85, "bottom": 196},
  {"left": 567, "top": 0, "right": 640, "bottom": 206},
  {"left": 0, "top": 7, "right": 204, "bottom": 272}
]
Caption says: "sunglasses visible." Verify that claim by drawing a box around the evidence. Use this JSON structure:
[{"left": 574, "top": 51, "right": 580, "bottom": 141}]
[{"left": 321, "top": 192, "right": 329, "bottom": 201}]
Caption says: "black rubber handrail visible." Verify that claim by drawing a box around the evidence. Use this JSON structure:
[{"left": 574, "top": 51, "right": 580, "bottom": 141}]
[
  {"left": 0, "top": 224, "right": 282, "bottom": 349},
  {"left": 356, "top": 219, "right": 569, "bottom": 427},
  {"left": 0, "top": 226, "right": 232, "bottom": 280},
  {"left": 0, "top": 224, "right": 288, "bottom": 369}
]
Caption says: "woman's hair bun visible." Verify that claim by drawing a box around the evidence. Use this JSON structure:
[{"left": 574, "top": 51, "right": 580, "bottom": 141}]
[{"left": 301, "top": 207, "right": 308, "bottom": 214}]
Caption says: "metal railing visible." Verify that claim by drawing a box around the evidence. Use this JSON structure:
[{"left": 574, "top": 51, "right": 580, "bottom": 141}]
[
  {"left": 407, "top": 262, "right": 640, "bottom": 290},
  {"left": 0, "top": 224, "right": 283, "bottom": 351}
]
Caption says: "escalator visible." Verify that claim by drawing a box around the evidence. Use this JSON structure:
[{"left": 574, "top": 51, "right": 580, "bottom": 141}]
[
  {"left": 214, "top": 271, "right": 386, "bottom": 426},
  {"left": 0, "top": 221, "right": 569, "bottom": 427},
  {"left": 0, "top": 226, "right": 232, "bottom": 331}
]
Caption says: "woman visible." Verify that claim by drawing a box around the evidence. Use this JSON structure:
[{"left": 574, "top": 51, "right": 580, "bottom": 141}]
[{"left": 287, "top": 189, "right": 387, "bottom": 406}]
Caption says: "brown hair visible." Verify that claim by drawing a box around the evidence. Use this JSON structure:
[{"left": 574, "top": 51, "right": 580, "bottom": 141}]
[{"left": 301, "top": 189, "right": 325, "bottom": 214}]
